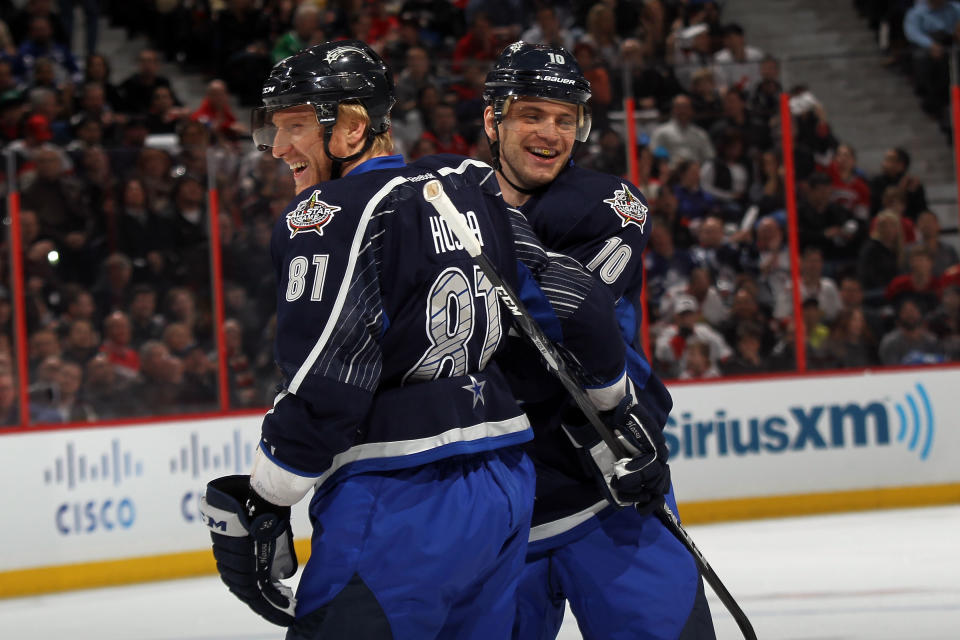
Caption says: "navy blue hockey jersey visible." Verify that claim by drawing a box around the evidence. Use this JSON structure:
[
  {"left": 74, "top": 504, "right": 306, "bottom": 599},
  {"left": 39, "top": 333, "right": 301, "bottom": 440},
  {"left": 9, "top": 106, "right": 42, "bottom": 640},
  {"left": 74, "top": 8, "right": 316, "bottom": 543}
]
[
  {"left": 501, "top": 164, "right": 676, "bottom": 548},
  {"left": 259, "top": 155, "right": 626, "bottom": 492}
]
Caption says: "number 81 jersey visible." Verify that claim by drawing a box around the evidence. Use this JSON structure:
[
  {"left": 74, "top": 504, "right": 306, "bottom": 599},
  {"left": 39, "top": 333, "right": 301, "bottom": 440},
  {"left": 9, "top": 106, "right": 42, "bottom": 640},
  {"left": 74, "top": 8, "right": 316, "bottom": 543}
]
[{"left": 261, "top": 155, "right": 626, "bottom": 492}]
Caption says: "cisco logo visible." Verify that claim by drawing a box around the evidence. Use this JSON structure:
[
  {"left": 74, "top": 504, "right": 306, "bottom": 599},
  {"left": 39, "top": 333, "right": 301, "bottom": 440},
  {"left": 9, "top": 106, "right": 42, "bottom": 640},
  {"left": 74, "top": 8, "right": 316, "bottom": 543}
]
[
  {"left": 665, "top": 382, "right": 935, "bottom": 461},
  {"left": 172, "top": 430, "right": 257, "bottom": 523},
  {"left": 170, "top": 430, "right": 255, "bottom": 478},
  {"left": 44, "top": 440, "right": 144, "bottom": 489}
]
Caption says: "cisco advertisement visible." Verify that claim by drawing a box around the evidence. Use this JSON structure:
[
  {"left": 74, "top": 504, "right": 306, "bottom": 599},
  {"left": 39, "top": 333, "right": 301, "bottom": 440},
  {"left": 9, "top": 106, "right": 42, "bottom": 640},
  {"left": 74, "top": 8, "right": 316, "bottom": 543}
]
[{"left": 0, "top": 368, "right": 956, "bottom": 578}]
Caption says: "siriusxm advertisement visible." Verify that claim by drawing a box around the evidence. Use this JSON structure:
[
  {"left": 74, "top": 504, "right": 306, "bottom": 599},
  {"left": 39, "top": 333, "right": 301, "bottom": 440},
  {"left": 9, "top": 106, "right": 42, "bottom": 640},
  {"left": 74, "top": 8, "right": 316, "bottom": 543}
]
[{"left": 0, "top": 368, "right": 956, "bottom": 577}]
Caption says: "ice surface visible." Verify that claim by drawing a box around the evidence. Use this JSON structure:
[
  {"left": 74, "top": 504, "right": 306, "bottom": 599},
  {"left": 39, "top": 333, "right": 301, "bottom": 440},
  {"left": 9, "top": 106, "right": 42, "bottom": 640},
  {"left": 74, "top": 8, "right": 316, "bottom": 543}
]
[{"left": 1, "top": 506, "right": 958, "bottom": 639}]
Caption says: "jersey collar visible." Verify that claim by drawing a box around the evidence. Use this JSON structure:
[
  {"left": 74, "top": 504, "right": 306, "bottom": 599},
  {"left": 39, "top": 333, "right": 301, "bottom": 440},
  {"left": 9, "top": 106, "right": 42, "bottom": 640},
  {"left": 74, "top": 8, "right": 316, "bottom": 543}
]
[{"left": 349, "top": 154, "right": 406, "bottom": 176}]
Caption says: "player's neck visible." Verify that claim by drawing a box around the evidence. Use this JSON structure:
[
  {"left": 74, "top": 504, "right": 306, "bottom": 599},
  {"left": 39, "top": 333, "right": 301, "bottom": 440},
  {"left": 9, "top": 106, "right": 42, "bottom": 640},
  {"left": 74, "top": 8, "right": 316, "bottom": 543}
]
[
  {"left": 496, "top": 171, "right": 532, "bottom": 208},
  {"left": 340, "top": 150, "right": 385, "bottom": 177}
]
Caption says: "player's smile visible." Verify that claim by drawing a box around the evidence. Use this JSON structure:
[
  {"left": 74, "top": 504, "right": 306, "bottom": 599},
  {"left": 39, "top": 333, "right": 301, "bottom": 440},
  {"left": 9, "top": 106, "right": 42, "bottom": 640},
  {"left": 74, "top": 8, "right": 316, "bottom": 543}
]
[
  {"left": 492, "top": 97, "right": 577, "bottom": 191},
  {"left": 268, "top": 106, "right": 329, "bottom": 193}
]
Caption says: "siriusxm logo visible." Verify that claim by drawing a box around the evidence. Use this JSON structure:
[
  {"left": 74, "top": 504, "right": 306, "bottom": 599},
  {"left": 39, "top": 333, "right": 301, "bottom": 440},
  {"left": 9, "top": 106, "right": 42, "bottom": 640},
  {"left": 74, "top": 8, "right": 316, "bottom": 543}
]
[{"left": 665, "top": 383, "right": 935, "bottom": 461}]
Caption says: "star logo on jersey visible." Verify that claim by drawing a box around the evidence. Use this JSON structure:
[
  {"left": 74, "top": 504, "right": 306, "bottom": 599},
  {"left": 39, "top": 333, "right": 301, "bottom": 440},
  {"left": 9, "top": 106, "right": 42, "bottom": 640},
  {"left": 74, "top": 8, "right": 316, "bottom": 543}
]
[
  {"left": 603, "top": 183, "right": 648, "bottom": 231},
  {"left": 462, "top": 375, "right": 486, "bottom": 408},
  {"left": 286, "top": 190, "right": 340, "bottom": 238}
]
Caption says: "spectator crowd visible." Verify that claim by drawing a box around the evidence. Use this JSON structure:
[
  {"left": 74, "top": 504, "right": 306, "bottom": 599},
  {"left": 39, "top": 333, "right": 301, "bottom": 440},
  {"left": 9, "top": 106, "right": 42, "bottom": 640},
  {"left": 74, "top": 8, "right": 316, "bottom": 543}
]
[{"left": 1, "top": 0, "right": 958, "bottom": 426}]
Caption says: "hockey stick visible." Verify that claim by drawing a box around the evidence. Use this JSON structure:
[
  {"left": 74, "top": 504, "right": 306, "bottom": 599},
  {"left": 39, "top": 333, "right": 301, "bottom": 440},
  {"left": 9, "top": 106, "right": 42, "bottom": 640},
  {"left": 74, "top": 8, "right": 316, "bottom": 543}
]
[{"left": 423, "top": 179, "right": 757, "bottom": 640}]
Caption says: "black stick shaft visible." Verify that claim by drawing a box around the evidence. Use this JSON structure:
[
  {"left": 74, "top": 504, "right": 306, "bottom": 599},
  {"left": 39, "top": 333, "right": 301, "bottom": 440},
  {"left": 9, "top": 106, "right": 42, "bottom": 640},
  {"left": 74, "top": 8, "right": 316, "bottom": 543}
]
[{"left": 423, "top": 180, "right": 757, "bottom": 640}]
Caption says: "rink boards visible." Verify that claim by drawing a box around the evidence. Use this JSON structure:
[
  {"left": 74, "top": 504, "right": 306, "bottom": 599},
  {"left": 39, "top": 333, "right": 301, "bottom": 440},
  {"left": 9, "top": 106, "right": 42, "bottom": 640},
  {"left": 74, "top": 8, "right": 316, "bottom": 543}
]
[{"left": 1, "top": 366, "right": 958, "bottom": 597}]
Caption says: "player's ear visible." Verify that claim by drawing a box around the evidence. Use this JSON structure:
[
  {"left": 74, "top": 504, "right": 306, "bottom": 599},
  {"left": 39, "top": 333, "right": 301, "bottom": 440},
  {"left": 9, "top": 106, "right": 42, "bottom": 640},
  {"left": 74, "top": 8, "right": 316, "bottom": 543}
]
[{"left": 482, "top": 106, "right": 498, "bottom": 142}]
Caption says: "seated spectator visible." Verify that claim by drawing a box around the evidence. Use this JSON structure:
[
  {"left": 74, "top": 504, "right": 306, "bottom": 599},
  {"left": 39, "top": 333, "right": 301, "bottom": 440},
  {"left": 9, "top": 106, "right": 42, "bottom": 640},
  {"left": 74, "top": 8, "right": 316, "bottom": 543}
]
[
  {"left": 452, "top": 11, "right": 501, "bottom": 71},
  {"left": 678, "top": 339, "right": 721, "bottom": 379},
  {"left": 775, "top": 246, "right": 843, "bottom": 323},
  {"left": 394, "top": 46, "right": 438, "bottom": 119},
  {"left": 164, "top": 287, "right": 210, "bottom": 349},
  {"left": 145, "top": 85, "right": 189, "bottom": 135},
  {"left": 913, "top": 210, "right": 959, "bottom": 276},
  {"left": 797, "top": 172, "right": 864, "bottom": 268},
  {"left": 870, "top": 186, "right": 917, "bottom": 244},
  {"left": 581, "top": 128, "right": 628, "bottom": 178},
  {"left": 579, "top": 3, "right": 622, "bottom": 72},
  {"left": 654, "top": 293, "right": 732, "bottom": 378},
  {"left": 61, "top": 319, "right": 99, "bottom": 366},
  {"left": 14, "top": 16, "right": 80, "bottom": 86},
  {"left": 825, "top": 143, "right": 871, "bottom": 220},
  {"left": 572, "top": 41, "right": 611, "bottom": 129},
  {"left": 661, "top": 265, "right": 729, "bottom": 328},
  {"left": 721, "top": 322, "right": 770, "bottom": 375},
  {"left": 886, "top": 245, "right": 942, "bottom": 313},
  {"left": 521, "top": 6, "right": 574, "bottom": 51},
  {"left": 838, "top": 272, "right": 891, "bottom": 339},
  {"left": 671, "top": 160, "right": 721, "bottom": 225},
  {"left": 869, "top": 147, "right": 928, "bottom": 219},
  {"left": 612, "top": 38, "right": 682, "bottom": 114},
  {"left": 690, "top": 216, "right": 757, "bottom": 293},
  {"left": 689, "top": 67, "right": 724, "bottom": 131},
  {"left": 802, "top": 298, "right": 834, "bottom": 369},
  {"left": 903, "top": 0, "right": 960, "bottom": 121},
  {"left": 272, "top": 3, "right": 322, "bottom": 63},
  {"left": 162, "top": 322, "right": 196, "bottom": 359},
  {"left": 135, "top": 147, "right": 175, "bottom": 215},
  {"left": 750, "top": 56, "right": 782, "bottom": 123},
  {"left": 754, "top": 215, "right": 791, "bottom": 310},
  {"left": 28, "top": 327, "right": 61, "bottom": 379},
  {"left": 927, "top": 283, "right": 960, "bottom": 340},
  {"left": 92, "top": 253, "right": 135, "bottom": 315},
  {"left": 879, "top": 298, "right": 943, "bottom": 365},
  {"left": 700, "top": 129, "right": 749, "bottom": 209},
  {"left": 790, "top": 87, "right": 838, "bottom": 168},
  {"left": 190, "top": 79, "right": 245, "bottom": 139},
  {"left": 131, "top": 339, "right": 184, "bottom": 415},
  {"left": 48, "top": 360, "right": 96, "bottom": 423},
  {"left": 668, "top": 23, "right": 713, "bottom": 91},
  {"left": 179, "top": 345, "right": 217, "bottom": 411},
  {"left": 858, "top": 210, "right": 905, "bottom": 297},
  {"left": 713, "top": 23, "right": 764, "bottom": 92},
  {"left": 644, "top": 219, "right": 696, "bottom": 308},
  {"left": 0, "top": 370, "right": 61, "bottom": 425},
  {"left": 100, "top": 309, "right": 139, "bottom": 378},
  {"left": 20, "top": 147, "right": 93, "bottom": 254},
  {"left": 82, "top": 353, "right": 136, "bottom": 419},
  {"left": 709, "top": 87, "right": 772, "bottom": 156},
  {"left": 81, "top": 54, "right": 123, "bottom": 112},
  {"left": 224, "top": 317, "right": 257, "bottom": 407},
  {"left": 119, "top": 49, "right": 180, "bottom": 114},
  {"left": 70, "top": 81, "right": 123, "bottom": 140},
  {"left": 29, "top": 353, "right": 63, "bottom": 410},
  {"left": 420, "top": 103, "right": 469, "bottom": 157},
  {"left": 650, "top": 94, "right": 716, "bottom": 165},
  {"left": 720, "top": 284, "right": 776, "bottom": 355},
  {"left": 825, "top": 308, "right": 878, "bottom": 369},
  {"left": 749, "top": 151, "right": 786, "bottom": 216}
]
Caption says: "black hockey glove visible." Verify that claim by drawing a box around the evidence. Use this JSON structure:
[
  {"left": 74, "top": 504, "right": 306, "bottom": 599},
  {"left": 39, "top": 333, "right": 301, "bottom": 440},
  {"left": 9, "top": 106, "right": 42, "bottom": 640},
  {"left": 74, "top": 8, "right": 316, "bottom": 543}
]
[
  {"left": 562, "top": 395, "right": 671, "bottom": 514},
  {"left": 200, "top": 475, "right": 298, "bottom": 626}
]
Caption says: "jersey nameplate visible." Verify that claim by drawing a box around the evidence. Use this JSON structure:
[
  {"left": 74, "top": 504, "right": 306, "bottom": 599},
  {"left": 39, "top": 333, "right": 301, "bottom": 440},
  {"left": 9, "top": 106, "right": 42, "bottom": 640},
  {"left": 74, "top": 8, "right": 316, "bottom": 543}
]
[{"left": 429, "top": 211, "right": 485, "bottom": 255}]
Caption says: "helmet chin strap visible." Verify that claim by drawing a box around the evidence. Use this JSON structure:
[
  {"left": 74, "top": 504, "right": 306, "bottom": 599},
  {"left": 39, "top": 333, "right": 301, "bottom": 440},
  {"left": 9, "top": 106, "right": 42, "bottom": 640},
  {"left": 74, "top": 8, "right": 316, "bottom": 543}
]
[{"left": 323, "top": 126, "right": 375, "bottom": 180}]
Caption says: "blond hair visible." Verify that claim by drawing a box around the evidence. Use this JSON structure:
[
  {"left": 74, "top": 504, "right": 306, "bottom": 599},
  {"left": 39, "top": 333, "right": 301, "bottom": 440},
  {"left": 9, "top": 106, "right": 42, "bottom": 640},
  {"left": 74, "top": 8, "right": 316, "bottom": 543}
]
[{"left": 338, "top": 102, "right": 394, "bottom": 156}]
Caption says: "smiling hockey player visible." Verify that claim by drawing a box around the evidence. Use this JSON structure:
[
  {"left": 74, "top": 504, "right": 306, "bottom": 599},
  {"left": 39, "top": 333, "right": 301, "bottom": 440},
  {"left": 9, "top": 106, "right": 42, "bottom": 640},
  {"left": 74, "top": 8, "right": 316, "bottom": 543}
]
[
  {"left": 483, "top": 42, "right": 717, "bottom": 639},
  {"left": 199, "top": 40, "right": 642, "bottom": 639}
]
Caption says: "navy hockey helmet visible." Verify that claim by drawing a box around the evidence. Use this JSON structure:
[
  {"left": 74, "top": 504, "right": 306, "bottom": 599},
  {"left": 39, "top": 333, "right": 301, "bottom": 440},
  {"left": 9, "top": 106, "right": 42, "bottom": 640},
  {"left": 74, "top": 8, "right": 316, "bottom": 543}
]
[
  {"left": 252, "top": 40, "right": 396, "bottom": 154},
  {"left": 484, "top": 41, "right": 592, "bottom": 143}
]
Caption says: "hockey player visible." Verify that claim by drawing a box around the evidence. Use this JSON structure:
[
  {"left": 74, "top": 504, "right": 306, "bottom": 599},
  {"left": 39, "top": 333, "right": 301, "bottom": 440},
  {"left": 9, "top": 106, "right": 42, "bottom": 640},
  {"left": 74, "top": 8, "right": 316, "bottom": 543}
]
[
  {"left": 483, "top": 42, "right": 718, "bottom": 639},
  {"left": 199, "top": 41, "right": 640, "bottom": 639}
]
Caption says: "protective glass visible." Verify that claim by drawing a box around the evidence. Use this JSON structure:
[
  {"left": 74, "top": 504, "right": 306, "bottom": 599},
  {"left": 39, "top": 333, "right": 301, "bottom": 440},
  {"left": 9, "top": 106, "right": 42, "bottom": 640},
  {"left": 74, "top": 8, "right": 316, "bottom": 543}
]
[
  {"left": 251, "top": 103, "right": 329, "bottom": 150},
  {"left": 501, "top": 97, "right": 592, "bottom": 143}
]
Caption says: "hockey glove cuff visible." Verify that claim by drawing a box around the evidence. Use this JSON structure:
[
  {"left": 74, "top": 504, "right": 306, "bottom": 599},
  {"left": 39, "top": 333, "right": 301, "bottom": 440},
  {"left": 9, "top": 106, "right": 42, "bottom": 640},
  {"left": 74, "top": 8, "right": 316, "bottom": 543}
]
[
  {"left": 562, "top": 395, "right": 671, "bottom": 513},
  {"left": 200, "top": 475, "right": 298, "bottom": 626}
]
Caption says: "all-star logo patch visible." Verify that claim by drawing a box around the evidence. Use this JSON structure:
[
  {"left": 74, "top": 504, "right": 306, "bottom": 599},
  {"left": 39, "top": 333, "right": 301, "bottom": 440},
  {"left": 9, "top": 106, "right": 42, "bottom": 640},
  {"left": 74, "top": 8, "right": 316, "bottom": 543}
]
[
  {"left": 603, "top": 183, "right": 648, "bottom": 230},
  {"left": 287, "top": 190, "right": 340, "bottom": 238}
]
